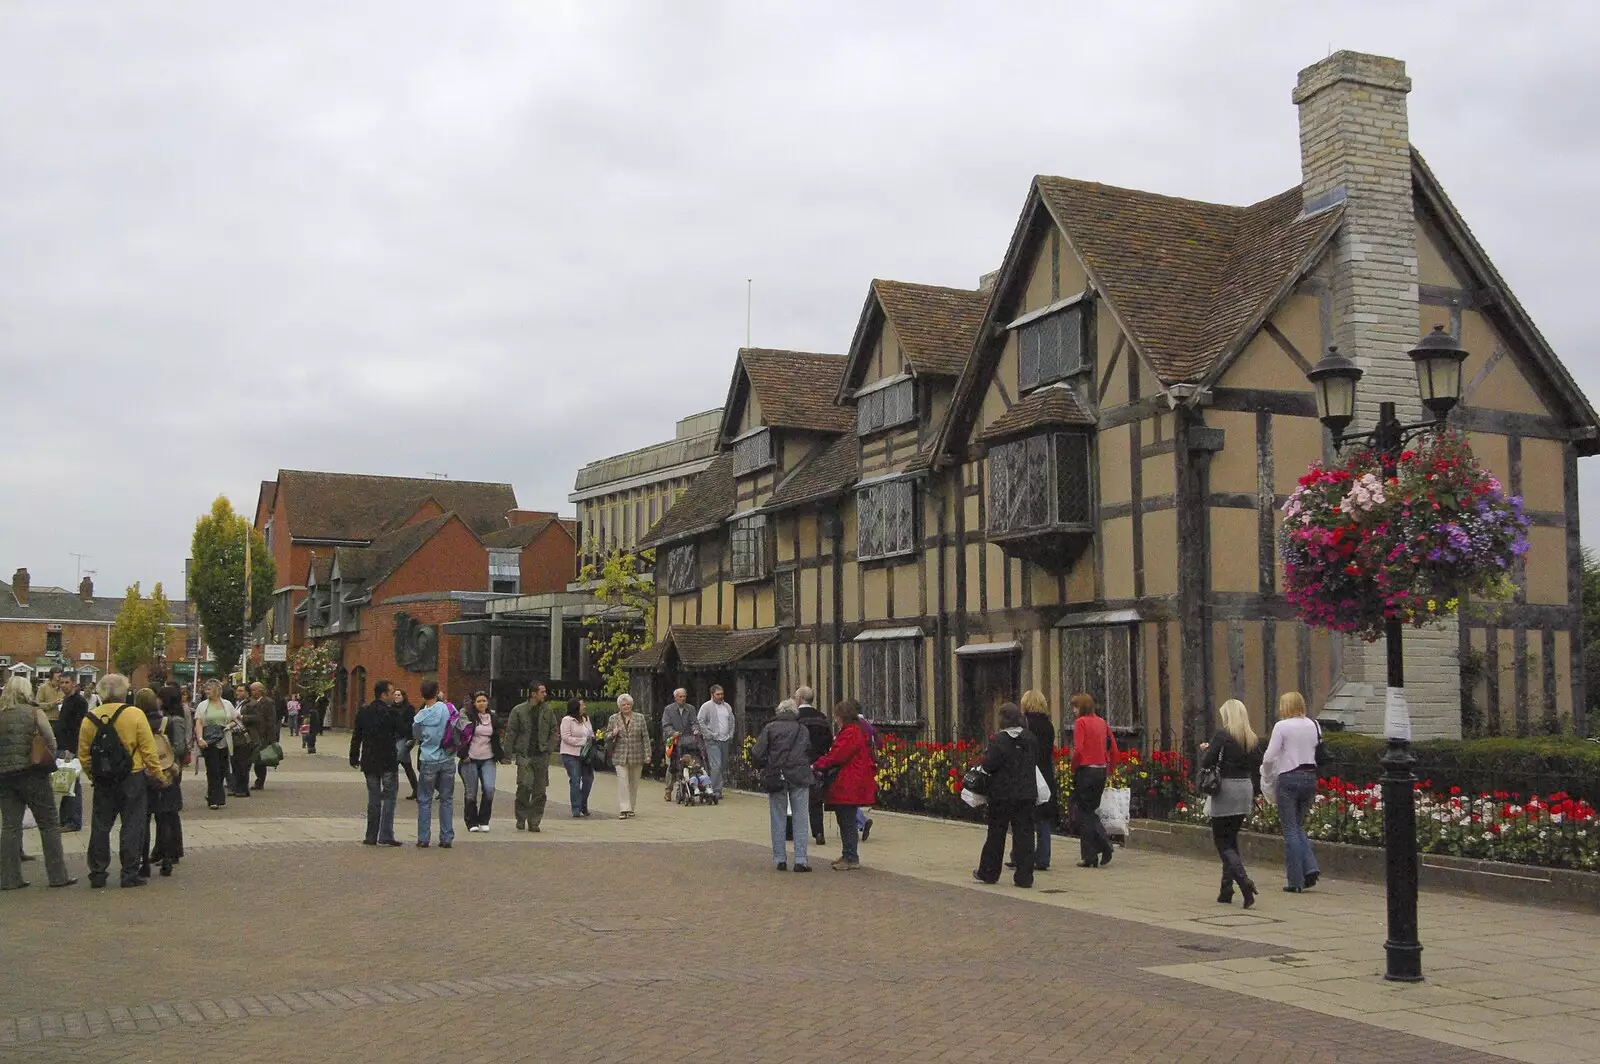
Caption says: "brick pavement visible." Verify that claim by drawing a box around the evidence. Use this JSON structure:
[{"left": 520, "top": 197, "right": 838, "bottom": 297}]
[{"left": 0, "top": 743, "right": 1591, "bottom": 1062}]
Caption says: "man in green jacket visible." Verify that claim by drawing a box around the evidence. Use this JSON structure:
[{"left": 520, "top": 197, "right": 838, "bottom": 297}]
[{"left": 503, "top": 683, "right": 558, "bottom": 831}]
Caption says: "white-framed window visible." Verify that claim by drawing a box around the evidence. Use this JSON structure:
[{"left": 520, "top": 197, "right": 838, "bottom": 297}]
[
  {"left": 489, "top": 548, "right": 520, "bottom": 595},
  {"left": 733, "top": 429, "right": 775, "bottom": 476},
  {"left": 1061, "top": 625, "right": 1135, "bottom": 730},
  {"left": 1017, "top": 304, "right": 1085, "bottom": 391},
  {"left": 729, "top": 514, "right": 769, "bottom": 581},
  {"left": 774, "top": 568, "right": 797, "bottom": 627},
  {"left": 663, "top": 543, "right": 697, "bottom": 593},
  {"left": 857, "top": 478, "right": 916, "bottom": 561},
  {"left": 856, "top": 377, "right": 915, "bottom": 436},
  {"left": 987, "top": 432, "right": 1092, "bottom": 535},
  {"left": 859, "top": 638, "right": 920, "bottom": 724}
]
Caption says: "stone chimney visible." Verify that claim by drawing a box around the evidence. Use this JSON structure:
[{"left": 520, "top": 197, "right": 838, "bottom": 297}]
[
  {"left": 79, "top": 576, "right": 94, "bottom": 602},
  {"left": 1294, "top": 52, "right": 1459, "bottom": 740},
  {"left": 11, "top": 568, "right": 28, "bottom": 606},
  {"left": 1293, "top": 50, "right": 1422, "bottom": 424}
]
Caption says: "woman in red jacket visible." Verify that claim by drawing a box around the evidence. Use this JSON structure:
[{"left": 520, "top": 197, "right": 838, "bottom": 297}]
[{"left": 812, "top": 699, "right": 876, "bottom": 871}]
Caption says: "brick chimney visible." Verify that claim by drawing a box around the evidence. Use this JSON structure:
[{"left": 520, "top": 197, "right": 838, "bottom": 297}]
[
  {"left": 79, "top": 576, "right": 94, "bottom": 602},
  {"left": 11, "top": 568, "right": 28, "bottom": 606},
  {"left": 1294, "top": 52, "right": 1459, "bottom": 740},
  {"left": 1293, "top": 50, "right": 1422, "bottom": 424}
]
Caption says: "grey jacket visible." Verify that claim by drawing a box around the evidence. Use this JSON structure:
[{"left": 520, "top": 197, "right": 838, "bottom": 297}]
[{"left": 752, "top": 712, "right": 814, "bottom": 788}]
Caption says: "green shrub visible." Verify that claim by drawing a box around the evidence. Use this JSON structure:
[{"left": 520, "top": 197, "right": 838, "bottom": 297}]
[{"left": 1321, "top": 732, "right": 1600, "bottom": 803}]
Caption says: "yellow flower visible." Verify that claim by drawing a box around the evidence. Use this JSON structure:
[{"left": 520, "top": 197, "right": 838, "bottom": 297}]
[{"left": 1426, "top": 599, "right": 1437, "bottom": 612}]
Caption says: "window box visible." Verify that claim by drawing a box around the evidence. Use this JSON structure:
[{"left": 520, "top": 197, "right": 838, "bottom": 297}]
[{"left": 986, "top": 431, "right": 1093, "bottom": 569}]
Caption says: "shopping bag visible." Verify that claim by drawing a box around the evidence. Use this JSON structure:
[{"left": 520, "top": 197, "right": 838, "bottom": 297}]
[
  {"left": 255, "top": 742, "right": 284, "bottom": 768},
  {"left": 1034, "top": 766, "right": 1052, "bottom": 805},
  {"left": 50, "top": 762, "right": 79, "bottom": 796},
  {"left": 22, "top": 806, "right": 36, "bottom": 830},
  {"left": 960, "top": 788, "right": 988, "bottom": 809},
  {"left": 1097, "top": 786, "right": 1132, "bottom": 838}
]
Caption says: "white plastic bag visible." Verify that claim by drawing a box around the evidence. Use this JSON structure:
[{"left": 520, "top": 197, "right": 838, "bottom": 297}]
[
  {"left": 1097, "top": 786, "right": 1131, "bottom": 837},
  {"left": 960, "top": 788, "right": 988, "bottom": 809},
  {"left": 1034, "top": 766, "right": 1051, "bottom": 805},
  {"left": 22, "top": 806, "right": 36, "bottom": 830}
]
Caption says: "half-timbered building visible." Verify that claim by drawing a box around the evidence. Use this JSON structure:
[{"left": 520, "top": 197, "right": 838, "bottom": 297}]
[{"left": 629, "top": 51, "right": 1597, "bottom": 747}]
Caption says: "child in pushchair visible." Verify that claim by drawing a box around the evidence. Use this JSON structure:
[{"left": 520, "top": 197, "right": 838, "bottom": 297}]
[{"left": 674, "top": 750, "right": 717, "bottom": 806}]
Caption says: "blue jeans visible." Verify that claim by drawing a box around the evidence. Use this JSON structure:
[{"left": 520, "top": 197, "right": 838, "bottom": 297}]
[
  {"left": 364, "top": 769, "right": 397, "bottom": 844},
  {"left": 1276, "top": 768, "right": 1320, "bottom": 888},
  {"left": 416, "top": 760, "right": 455, "bottom": 845},
  {"left": 460, "top": 758, "right": 497, "bottom": 826},
  {"left": 560, "top": 754, "right": 593, "bottom": 815},
  {"left": 769, "top": 786, "right": 810, "bottom": 867},
  {"left": 705, "top": 739, "right": 730, "bottom": 797},
  {"left": 834, "top": 805, "right": 860, "bottom": 863}
]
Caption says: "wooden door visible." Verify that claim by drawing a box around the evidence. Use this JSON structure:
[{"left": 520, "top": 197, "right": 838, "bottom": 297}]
[{"left": 959, "top": 652, "right": 1019, "bottom": 742}]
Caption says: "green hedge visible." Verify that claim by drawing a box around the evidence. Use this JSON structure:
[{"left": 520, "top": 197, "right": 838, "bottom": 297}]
[{"left": 1321, "top": 732, "right": 1600, "bottom": 803}]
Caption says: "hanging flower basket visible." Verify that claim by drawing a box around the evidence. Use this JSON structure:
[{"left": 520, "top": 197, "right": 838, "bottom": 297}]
[{"left": 1279, "top": 430, "right": 1528, "bottom": 641}]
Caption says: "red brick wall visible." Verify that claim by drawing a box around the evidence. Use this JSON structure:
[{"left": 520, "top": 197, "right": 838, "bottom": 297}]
[
  {"left": 334, "top": 597, "right": 489, "bottom": 725},
  {"left": 0, "top": 620, "right": 192, "bottom": 692},
  {"left": 400, "top": 499, "right": 445, "bottom": 527},
  {"left": 380, "top": 517, "right": 488, "bottom": 600},
  {"left": 520, "top": 522, "right": 576, "bottom": 594}
]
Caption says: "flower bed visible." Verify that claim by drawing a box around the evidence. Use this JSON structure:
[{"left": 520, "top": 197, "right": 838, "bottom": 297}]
[{"left": 730, "top": 735, "right": 1598, "bottom": 870}]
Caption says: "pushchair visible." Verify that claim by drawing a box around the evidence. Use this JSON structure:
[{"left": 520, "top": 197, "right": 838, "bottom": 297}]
[{"left": 669, "top": 733, "right": 717, "bottom": 805}]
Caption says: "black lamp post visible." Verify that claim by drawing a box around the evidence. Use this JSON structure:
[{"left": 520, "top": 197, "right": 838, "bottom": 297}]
[{"left": 1304, "top": 324, "right": 1469, "bottom": 983}]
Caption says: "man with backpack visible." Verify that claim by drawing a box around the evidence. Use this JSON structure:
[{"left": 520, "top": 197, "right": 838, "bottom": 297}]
[
  {"left": 411, "top": 681, "right": 456, "bottom": 848},
  {"left": 76, "top": 674, "right": 165, "bottom": 888}
]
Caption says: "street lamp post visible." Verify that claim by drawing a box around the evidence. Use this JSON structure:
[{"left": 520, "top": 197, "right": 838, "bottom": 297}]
[{"left": 1304, "top": 324, "right": 1470, "bottom": 984}]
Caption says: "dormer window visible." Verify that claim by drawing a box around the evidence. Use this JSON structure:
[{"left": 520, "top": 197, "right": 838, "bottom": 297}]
[
  {"left": 856, "top": 376, "right": 915, "bottom": 436},
  {"left": 733, "top": 428, "right": 775, "bottom": 475},
  {"left": 1016, "top": 301, "right": 1086, "bottom": 392},
  {"left": 988, "top": 432, "right": 1092, "bottom": 536},
  {"left": 489, "top": 548, "right": 520, "bottom": 595},
  {"left": 730, "top": 514, "right": 770, "bottom": 581}
]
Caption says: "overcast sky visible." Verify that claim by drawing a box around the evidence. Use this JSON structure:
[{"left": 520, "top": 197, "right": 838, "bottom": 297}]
[{"left": 2, "top": 2, "right": 1597, "bottom": 597}]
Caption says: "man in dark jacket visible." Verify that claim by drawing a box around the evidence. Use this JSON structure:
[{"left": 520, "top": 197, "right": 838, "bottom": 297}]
[
  {"left": 350, "top": 680, "right": 402, "bottom": 846},
  {"left": 794, "top": 686, "right": 832, "bottom": 846},
  {"left": 55, "top": 676, "right": 88, "bottom": 831},
  {"left": 973, "top": 703, "right": 1039, "bottom": 889},
  {"left": 241, "top": 683, "right": 279, "bottom": 792}
]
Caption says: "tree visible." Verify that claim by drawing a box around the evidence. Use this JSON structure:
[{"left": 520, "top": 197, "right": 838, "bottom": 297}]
[
  {"left": 580, "top": 545, "right": 655, "bottom": 697},
  {"left": 291, "top": 642, "right": 338, "bottom": 704},
  {"left": 110, "top": 582, "right": 164, "bottom": 676},
  {"left": 190, "top": 496, "right": 275, "bottom": 675}
]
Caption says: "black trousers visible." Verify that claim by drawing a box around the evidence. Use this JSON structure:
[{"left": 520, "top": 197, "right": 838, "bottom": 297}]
[
  {"left": 977, "top": 798, "right": 1034, "bottom": 886},
  {"left": 1211, "top": 814, "right": 1251, "bottom": 892},
  {"left": 230, "top": 742, "right": 257, "bottom": 795},
  {"left": 202, "top": 746, "right": 229, "bottom": 807},
  {"left": 400, "top": 747, "right": 418, "bottom": 796},
  {"left": 88, "top": 773, "right": 148, "bottom": 885},
  {"left": 143, "top": 806, "right": 182, "bottom": 870},
  {"left": 1073, "top": 766, "right": 1114, "bottom": 864}
]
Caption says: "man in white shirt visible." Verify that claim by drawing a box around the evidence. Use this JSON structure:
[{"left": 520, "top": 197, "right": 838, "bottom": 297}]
[{"left": 696, "top": 685, "right": 736, "bottom": 800}]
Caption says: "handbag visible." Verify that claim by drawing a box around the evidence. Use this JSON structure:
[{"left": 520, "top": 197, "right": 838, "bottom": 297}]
[
  {"left": 256, "top": 742, "right": 284, "bottom": 768},
  {"left": 961, "top": 765, "right": 992, "bottom": 797},
  {"left": 759, "top": 763, "right": 786, "bottom": 793},
  {"left": 202, "top": 723, "right": 226, "bottom": 747},
  {"left": 30, "top": 731, "right": 54, "bottom": 768},
  {"left": 1313, "top": 720, "right": 1330, "bottom": 768},
  {"left": 1196, "top": 747, "right": 1224, "bottom": 796},
  {"left": 579, "top": 735, "right": 607, "bottom": 771}
]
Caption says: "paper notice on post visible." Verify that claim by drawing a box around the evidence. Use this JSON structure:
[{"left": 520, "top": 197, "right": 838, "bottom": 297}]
[{"left": 1384, "top": 686, "right": 1411, "bottom": 742}]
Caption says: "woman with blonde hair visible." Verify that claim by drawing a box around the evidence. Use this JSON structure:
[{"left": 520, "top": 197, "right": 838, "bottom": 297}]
[
  {"left": 1199, "top": 699, "right": 1260, "bottom": 908},
  {"left": 0, "top": 675, "right": 75, "bottom": 889},
  {"left": 1261, "top": 691, "right": 1322, "bottom": 892},
  {"left": 193, "top": 680, "right": 239, "bottom": 810}
]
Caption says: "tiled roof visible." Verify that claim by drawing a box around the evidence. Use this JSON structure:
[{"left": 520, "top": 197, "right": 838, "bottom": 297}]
[
  {"left": 977, "top": 384, "right": 1095, "bottom": 442},
  {"left": 873, "top": 280, "right": 989, "bottom": 378},
  {"left": 639, "top": 451, "right": 736, "bottom": 548},
  {"left": 482, "top": 518, "right": 562, "bottom": 550},
  {"left": 331, "top": 513, "right": 460, "bottom": 598},
  {"left": 737, "top": 349, "right": 853, "bottom": 433},
  {"left": 666, "top": 626, "right": 780, "bottom": 669},
  {"left": 622, "top": 641, "right": 666, "bottom": 670},
  {"left": 274, "top": 469, "right": 517, "bottom": 542},
  {"left": 764, "top": 433, "right": 858, "bottom": 512},
  {"left": 1035, "top": 178, "right": 1342, "bottom": 384},
  {"left": 308, "top": 556, "right": 333, "bottom": 585},
  {"left": 0, "top": 587, "right": 187, "bottom": 625}
]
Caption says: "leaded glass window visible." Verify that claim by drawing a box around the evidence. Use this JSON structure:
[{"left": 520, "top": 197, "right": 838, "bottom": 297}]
[
  {"left": 774, "top": 569, "right": 797, "bottom": 627},
  {"left": 857, "top": 479, "right": 916, "bottom": 561},
  {"left": 859, "top": 638, "right": 920, "bottom": 724},
  {"left": 730, "top": 515, "right": 769, "bottom": 581},
  {"left": 733, "top": 429, "right": 774, "bottom": 475},
  {"left": 856, "top": 378, "right": 916, "bottom": 436},
  {"left": 664, "top": 543, "right": 697, "bottom": 593},
  {"left": 1061, "top": 626, "right": 1134, "bottom": 730},
  {"left": 987, "top": 432, "right": 1092, "bottom": 534},
  {"left": 1018, "top": 304, "right": 1085, "bottom": 391}
]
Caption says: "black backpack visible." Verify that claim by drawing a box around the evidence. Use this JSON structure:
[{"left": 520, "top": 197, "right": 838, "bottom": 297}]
[{"left": 89, "top": 705, "right": 133, "bottom": 782}]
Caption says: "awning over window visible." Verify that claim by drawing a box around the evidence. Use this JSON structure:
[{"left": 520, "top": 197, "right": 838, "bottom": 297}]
[{"left": 954, "top": 640, "right": 1022, "bottom": 656}]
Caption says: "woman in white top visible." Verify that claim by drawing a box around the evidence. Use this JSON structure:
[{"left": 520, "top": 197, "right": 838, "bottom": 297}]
[
  {"left": 1260, "top": 691, "right": 1323, "bottom": 892},
  {"left": 558, "top": 699, "right": 595, "bottom": 818},
  {"left": 193, "top": 680, "right": 241, "bottom": 810}
]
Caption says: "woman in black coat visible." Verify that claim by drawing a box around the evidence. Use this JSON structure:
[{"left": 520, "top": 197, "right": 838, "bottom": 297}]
[
  {"left": 1011, "top": 690, "right": 1057, "bottom": 873},
  {"left": 972, "top": 703, "right": 1041, "bottom": 889}
]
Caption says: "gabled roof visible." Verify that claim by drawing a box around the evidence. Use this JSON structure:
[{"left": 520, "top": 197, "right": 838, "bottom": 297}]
[
  {"left": 720, "top": 349, "right": 852, "bottom": 440},
  {"left": 839, "top": 280, "right": 990, "bottom": 398},
  {"left": 663, "top": 626, "right": 780, "bottom": 669},
  {"left": 764, "top": 433, "right": 858, "bottom": 512},
  {"left": 328, "top": 513, "right": 465, "bottom": 600},
  {"left": 0, "top": 587, "right": 186, "bottom": 625},
  {"left": 482, "top": 517, "right": 566, "bottom": 550},
  {"left": 638, "top": 451, "right": 736, "bottom": 549},
  {"left": 1035, "top": 178, "right": 1342, "bottom": 386},
  {"left": 977, "top": 384, "right": 1095, "bottom": 443},
  {"left": 273, "top": 470, "right": 517, "bottom": 542},
  {"left": 1408, "top": 151, "right": 1599, "bottom": 449}
]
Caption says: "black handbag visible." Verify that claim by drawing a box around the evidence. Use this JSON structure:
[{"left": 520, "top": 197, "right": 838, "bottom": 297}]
[
  {"left": 1313, "top": 720, "right": 1330, "bottom": 768},
  {"left": 961, "top": 765, "right": 992, "bottom": 797},
  {"left": 579, "top": 736, "right": 608, "bottom": 771},
  {"left": 1196, "top": 748, "right": 1224, "bottom": 796},
  {"left": 759, "top": 763, "right": 786, "bottom": 793}
]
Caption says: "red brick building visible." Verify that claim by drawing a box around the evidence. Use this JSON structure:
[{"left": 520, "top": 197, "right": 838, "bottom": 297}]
[
  {"left": 253, "top": 470, "right": 574, "bottom": 724},
  {"left": 1, "top": 569, "right": 191, "bottom": 692}
]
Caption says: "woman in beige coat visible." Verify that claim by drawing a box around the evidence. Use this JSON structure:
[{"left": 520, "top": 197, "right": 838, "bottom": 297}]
[{"left": 604, "top": 694, "right": 651, "bottom": 819}]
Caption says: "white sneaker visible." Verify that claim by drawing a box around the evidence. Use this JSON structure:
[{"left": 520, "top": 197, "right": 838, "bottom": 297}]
[
  {"left": 468, "top": 825, "right": 482, "bottom": 833},
  {"left": 479, "top": 824, "right": 490, "bottom": 833}
]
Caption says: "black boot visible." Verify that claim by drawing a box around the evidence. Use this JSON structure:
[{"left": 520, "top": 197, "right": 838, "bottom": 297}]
[{"left": 1217, "top": 871, "right": 1234, "bottom": 905}]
